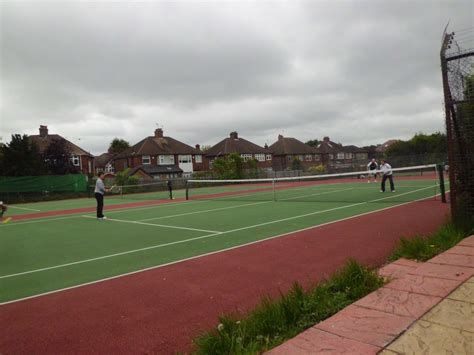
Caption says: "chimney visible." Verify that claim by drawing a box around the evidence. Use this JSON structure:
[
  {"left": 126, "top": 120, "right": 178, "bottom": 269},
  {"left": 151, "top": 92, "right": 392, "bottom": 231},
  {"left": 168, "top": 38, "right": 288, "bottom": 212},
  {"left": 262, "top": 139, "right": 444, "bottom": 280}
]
[
  {"left": 264, "top": 143, "right": 269, "bottom": 149},
  {"left": 154, "top": 128, "right": 163, "bottom": 138},
  {"left": 195, "top": 144, "right": 201, "bottom": 151},
  {"left": 323, "top": 136, "right": 330, "bottom": 143},
  {"left": 278, "top": 134, "right": 284, "bottom": 140},
  {"left": 230, "top": 131, "right": 238, "bottom": 139},
  {"left": 39, "top": 125, "right": 48, "bottom": 137}
]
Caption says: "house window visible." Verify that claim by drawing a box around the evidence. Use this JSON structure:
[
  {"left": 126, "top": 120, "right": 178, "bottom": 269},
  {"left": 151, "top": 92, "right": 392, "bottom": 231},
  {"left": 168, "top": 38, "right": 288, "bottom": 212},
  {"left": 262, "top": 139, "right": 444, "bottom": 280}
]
[
  {"left": 305, "top": 155, "right": 312, "bottom": 161},
  {"left": 287, "top": 155, "right": 293, "bottom": 162},
  {"left": 314, "top": 155, "right": 321, "bottom": 161},
  {"left": 255, "top": 154, "right": 265, "bottom": 162},
  {"left": 337, "top": 153, "right": 345, "bottom": 159},
  {"left": 266, "top": 154, "right": 272, "bottom": 161},
  {"left": 345, "top": 153, "right": 353, "bottom": 159},
  {"left": 179, "top": 155, "right": 192, "bottom": 163},
  {"left": 159, "top": 155, "right": 174, "bottom": 165},
  {"left": 71, "top": 155, "right": 80, "bottom": 166},
  {"left": 328, "top": 154, "right": 334, "bottom": 160},
  {"left": 298, "top": 155, "right": 304, "bottom": 161},
  {"left": 195, "top": 155, "right": 202, "bottom": 163},
  {"left": 240, "top": 154, "right": 252, "bottom": 161},
  {"left": 142, "top": 155, "right": 151, "bottom": 165},
  {"left": 105, "top": 163, "right": 114, "bottom": 173}
]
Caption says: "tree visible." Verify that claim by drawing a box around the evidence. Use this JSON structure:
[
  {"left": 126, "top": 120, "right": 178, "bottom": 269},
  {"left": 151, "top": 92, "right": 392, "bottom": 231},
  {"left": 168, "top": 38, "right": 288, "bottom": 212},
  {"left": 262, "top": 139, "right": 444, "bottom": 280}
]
[
  {"left": 108, "top": 138, "right": 130, "bottom": 154},
  {"left": 211, "top": 153, "right": 244, "bottom": 179},
  {"left": 1, "top": 134, "right": 45, "bottom": 176},
  {"left": 292, "top": 158, "right": 302, "bottom": 171},
  {"left": 305, "top": 139, "right": 320, "bottom": 147},
  {"left": 43, "top": 138, "right": 78, "bottom": 175}
]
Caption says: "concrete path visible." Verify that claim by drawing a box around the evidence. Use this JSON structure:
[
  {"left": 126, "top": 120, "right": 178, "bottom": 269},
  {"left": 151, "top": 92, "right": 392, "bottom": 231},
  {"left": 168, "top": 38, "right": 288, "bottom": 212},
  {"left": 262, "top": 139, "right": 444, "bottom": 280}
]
[{"left": 268, "top": 235, "right": 474, "bottom": 354}]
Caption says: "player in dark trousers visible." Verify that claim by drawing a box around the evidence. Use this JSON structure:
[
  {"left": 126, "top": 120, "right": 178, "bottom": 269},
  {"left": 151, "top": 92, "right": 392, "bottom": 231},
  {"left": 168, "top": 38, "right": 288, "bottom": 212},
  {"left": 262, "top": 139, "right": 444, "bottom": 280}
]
[
  {"left": 94, "top": 172, "right": 110, "bottom": 220},
  {"left": 167, "top": 179, "right": 173, "bottom": 200},
  {"left": 0, "top": 201, "right": 11, "bottom": 224},
  {"left": 380, "top": 160, "right": 395, "bottom": 193},
  {"left": 366, "top": 158, "right": 378, "bottom": 183}
]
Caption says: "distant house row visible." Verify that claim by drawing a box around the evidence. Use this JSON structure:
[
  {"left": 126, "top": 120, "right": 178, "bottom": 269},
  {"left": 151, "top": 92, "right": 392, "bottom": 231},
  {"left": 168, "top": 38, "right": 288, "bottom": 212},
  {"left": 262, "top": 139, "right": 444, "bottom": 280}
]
[{"left": 29, "top": 125, "right": 386, "bottom": 180}]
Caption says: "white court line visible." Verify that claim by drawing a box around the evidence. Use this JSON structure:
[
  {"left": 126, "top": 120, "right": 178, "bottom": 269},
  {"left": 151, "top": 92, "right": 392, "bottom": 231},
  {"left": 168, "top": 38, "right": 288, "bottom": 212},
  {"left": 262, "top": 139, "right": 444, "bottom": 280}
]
[
  {"left": 7, "top": 205, "right": 41, "bottom": 212},
  {"left": 0, "top": 190, "right": 445, "bottom": 305},
  {"left": 0, "top": 185, "right": 432, "bottom": 280},
  {"left": 81, "top": 215, "right": 221, "bottom": 234},
  {"left": 138, "top": 187, "right": 354, "bottom": 222}
]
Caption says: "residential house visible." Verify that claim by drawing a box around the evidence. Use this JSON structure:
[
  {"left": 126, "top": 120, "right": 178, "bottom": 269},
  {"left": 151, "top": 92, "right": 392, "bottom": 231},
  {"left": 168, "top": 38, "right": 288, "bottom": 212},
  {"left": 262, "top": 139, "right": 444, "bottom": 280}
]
[
  {"left": 317, "top": 137, "right": 368, "bottom": 170},
  {"left": 29, "top": 125, "right": 94, "bottom": 174},
  {"left": 376, "top": 139, "right": 399, "bottom": 153},
  {"left": 206, "top": 131, "right": 273, "bottom": 170},
  {"left": 113, "top": 128, "right": 206, "bottom": 179},
  {"left": 269, "top": 134, "right": 322, "bottom": 171},
  {"left": 94, "top": 152, "right": 116, "bottom": 174}
]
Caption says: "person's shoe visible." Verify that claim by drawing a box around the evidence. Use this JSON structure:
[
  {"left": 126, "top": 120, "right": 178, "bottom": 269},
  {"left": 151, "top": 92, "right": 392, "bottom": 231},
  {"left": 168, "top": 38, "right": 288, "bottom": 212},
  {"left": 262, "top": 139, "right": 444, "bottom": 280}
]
[
  {"left": 374, "top": 180, "right": 377, "bottom": 183},
  {"left": 380, "top": 190, "right": 384, "bottom": 192},
  {"left": 367, "top": 181, "right": 370, "bottom": 183},
  {"left": 391, "top": 190, "right": 395, "bottom": 193}
]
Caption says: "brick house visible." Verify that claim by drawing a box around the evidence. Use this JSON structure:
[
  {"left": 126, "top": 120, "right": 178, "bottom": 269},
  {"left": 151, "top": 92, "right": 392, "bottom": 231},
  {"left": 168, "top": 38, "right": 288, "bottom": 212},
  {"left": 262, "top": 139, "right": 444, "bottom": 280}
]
[
  {"left": 29, "top": 125, "right": 94, "bottom": 175},
  {"left": 113, "top": 128, "right": 207, "bottom": 179},
  {"left": 206, "top": 132, "right": 273, "bottom": 170},
  {"left": 94, "top": 152, "right": 116, "bottom": 174},
  {"left": 269, "top": 134, "right": 322, "bottom": 171},
  {"left": 317, "top": 137, "right": 368, "bottom": 170}
]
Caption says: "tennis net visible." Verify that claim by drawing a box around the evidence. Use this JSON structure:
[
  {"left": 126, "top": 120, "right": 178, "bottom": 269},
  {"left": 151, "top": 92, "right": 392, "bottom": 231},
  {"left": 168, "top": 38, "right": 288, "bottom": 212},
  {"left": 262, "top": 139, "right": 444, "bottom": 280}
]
[
  {"left": 186, "top": 164, "right": 447, "bottom": 204},
  {"left": 106, "top": 181, "right": 173, "bottom": 201}
]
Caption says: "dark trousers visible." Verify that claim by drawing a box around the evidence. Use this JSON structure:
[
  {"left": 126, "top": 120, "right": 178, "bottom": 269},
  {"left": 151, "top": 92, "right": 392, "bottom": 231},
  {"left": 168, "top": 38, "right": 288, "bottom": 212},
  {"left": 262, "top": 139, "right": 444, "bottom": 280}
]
[
  {"left": 381, "top": 175, "right": 395, "bottom": 192},
  {"left": 168, "top": 186, "right": 173, "bottom": 200},
  {"left": 0, "top": 205, "right": 6, "bottom": 217},
  {"left": 95, "top": 193, "right": 104, "bottom": 218}
]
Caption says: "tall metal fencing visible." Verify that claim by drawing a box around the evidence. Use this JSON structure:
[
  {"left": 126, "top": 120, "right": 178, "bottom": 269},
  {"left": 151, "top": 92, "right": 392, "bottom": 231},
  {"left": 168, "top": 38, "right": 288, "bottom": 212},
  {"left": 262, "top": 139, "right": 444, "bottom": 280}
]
[{"left": 440, "top": 27, "right": 474, "bottom": 231}]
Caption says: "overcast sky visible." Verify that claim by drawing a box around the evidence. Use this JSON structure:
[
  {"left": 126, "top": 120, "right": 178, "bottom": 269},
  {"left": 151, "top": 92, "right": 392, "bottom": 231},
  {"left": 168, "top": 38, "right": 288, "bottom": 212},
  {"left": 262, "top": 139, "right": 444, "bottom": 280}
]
[{"left": 1, "top": 1, "right": 472, "bottom": 155}]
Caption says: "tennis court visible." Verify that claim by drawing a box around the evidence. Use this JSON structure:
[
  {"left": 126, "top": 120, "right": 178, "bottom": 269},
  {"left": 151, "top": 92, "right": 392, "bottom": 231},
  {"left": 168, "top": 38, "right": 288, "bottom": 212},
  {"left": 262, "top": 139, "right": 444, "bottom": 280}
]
[{"left": 0, "top": 165, "right": 446, "bottom": 304}]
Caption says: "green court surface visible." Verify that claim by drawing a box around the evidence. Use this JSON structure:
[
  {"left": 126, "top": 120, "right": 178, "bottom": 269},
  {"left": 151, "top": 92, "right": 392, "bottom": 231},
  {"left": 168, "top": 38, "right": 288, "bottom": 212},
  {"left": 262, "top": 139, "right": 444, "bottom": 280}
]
[{"left": 0, "top": 178, "right": 444, "bottom": 304}]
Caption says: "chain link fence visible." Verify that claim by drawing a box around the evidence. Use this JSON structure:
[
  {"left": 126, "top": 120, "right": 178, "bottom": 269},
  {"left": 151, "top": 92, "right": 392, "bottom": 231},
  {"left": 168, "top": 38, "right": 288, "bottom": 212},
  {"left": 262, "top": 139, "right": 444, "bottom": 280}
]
[{"left": 441, "top": 27, "right": 474, "bottom": 231}]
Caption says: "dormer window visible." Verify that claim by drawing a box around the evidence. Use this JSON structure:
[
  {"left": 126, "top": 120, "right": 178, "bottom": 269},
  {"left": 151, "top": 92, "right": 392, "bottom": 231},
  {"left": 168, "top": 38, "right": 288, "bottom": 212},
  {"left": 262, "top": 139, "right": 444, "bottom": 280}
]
[{"left": 142, "top": 155, "right": 151, "bottom": 165}]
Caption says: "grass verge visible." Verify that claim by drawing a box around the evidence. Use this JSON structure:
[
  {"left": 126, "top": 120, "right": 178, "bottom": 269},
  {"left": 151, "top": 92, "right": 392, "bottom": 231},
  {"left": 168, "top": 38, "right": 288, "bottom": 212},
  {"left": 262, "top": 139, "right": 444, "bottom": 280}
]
[
  {"left": 193, "top": 260, "right": 384, "bottom": 354},
  {"left": 389, "top": 221, "right": 469, "bottom": 262}
]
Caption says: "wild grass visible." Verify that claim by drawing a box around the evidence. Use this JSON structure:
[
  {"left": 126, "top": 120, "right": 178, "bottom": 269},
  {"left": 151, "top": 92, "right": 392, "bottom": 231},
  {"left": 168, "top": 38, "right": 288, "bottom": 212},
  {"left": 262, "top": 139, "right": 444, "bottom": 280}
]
[
  {"left": 389, "top": 221, "right": 467, "bottom": 262},
  {"left": 193, "top": 260, "right": 384, "bottom": 354}
]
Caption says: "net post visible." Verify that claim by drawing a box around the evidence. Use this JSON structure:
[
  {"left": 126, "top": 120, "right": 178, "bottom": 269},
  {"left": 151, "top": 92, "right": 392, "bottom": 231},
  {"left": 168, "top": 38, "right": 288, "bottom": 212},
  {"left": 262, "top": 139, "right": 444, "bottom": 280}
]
[
  {"left": 437, "top": 164, "right": 447, "bottom": 203},
  {"left": 272, "top": 178, "right": 276, "bottom": 201},
  {"left": 185, "top": 180, "right": 189, "bottom": 200}
]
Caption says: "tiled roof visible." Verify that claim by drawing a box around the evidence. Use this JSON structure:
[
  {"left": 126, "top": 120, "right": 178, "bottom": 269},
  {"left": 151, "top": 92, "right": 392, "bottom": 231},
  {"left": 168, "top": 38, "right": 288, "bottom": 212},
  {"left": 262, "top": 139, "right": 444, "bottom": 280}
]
[
  {"left": 116, "top": 136, "right": 202, "bottom": 158},
  {"left": 206, "top": 133, "right": 270, "bottom": 157},
  {"left": 316, "top": 140, "right": 342, "bottom": 154},
  {"left": 269, "top": 136, "right": 320, "bottom": 155},
  {"left": 129, "top": 164, "right": 183, "bottom": 175},
  {"left": 94, "top": 153, "right": 115, "bottom": 168},
  {"left": 29, "top": 134, "right": 93, "bottom": 157}
]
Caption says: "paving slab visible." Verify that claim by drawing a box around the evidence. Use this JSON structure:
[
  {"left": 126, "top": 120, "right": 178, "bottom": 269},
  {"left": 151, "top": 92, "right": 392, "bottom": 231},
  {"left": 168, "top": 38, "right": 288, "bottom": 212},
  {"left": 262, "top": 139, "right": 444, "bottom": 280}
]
[
  {"left": 354, "top": 287, "right": 441, "bottom": 318},
  {"left": 428, "top": 253, "right": 474, "bottom": 268},
  {"left": 409, "top": 263, "right": 474, "bottom": 281},
  {"left": 267, "top": 327, "right": 381, "bottom": 354},
  {"left": 422, "top": 298, "right": 474, "bottom": 332},
  {"left": 444, "top": 245, "right": 474, "bottom": 256},
  {"left": 315, "top": 305, "right": 414, "bottom": 348},
  {"left": 447, "top": 280, "right": 474, "bottom": 303},
  {"left": 459, "top": 236, "right": 474, "bottom": 247},
  {"left": 378, "top": 263, "right": 416, "bottom": 280},
  {"left": 384, "top": 319, "right": 474, "bottom": 355},
  {"left": 391, "top": 258, "right": 420, "bottom": 268},
  {"left": 384, "top": 273, "right": 461, "bottom": 297}
]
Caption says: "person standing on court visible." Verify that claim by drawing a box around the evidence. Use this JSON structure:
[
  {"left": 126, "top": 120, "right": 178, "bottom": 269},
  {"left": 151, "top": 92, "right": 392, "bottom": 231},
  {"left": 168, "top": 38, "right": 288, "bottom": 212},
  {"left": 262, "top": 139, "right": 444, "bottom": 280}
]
[
  {"left": 380, "top": 159, "right": 395, "bottom": 193},
  {"left": 0, "top": 201, "right": 11, "bottom": 224},
  {"left": 367, "top": 158, "right": 378, "bottom": 183},
  {"left": 95, "top": 172, "right": 109, "bottom": 220}
]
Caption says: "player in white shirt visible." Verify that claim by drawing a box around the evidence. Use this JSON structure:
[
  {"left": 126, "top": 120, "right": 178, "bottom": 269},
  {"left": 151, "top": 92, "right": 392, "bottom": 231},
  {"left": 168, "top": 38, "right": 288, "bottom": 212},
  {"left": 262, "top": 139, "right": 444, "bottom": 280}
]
[
  {"left": 0, "top": 201, "right": 11, "bottom": 224},
  {"left": 379, "top": 160, "right": 395, "bottom": 192},
  {"left": 367, "top": 158, "right": 378, "bottom": 183}
]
